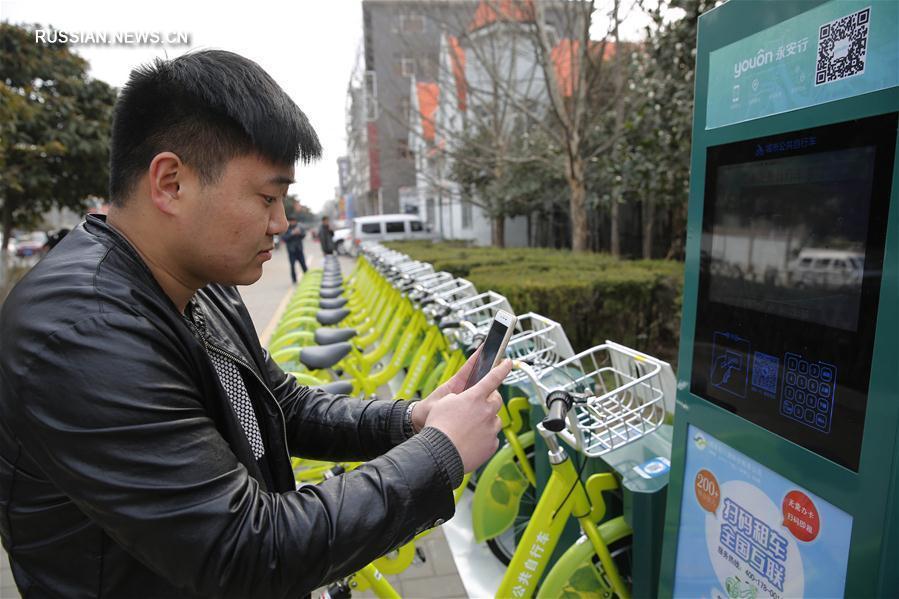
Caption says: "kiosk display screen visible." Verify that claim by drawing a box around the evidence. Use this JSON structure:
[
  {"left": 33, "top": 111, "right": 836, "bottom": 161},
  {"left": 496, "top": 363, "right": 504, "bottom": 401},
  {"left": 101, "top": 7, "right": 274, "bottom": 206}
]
[{"left": 691, "top": 113, "right": 896, "bottom": 471}]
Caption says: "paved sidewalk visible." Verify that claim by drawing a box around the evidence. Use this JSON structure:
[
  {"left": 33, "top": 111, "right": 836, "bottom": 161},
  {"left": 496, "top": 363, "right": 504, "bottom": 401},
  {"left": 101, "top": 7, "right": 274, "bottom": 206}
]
[{"left": 1, "top": 239, "right": 470, "bottom": 598}]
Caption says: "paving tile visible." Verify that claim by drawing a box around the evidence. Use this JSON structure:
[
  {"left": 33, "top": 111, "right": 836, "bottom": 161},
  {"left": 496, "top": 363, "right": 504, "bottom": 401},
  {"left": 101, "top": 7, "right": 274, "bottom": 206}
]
[{"left": 401, "top": 573, "right": 467, "bottom": 598}]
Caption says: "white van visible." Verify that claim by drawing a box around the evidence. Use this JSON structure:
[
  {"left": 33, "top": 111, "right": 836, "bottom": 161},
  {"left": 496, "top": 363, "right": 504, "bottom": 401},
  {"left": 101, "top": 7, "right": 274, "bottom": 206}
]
[
  {"left": 788, "top": 248, "right": 864, "bottom": 289},
  {"left": 351, "top": 214, "right": 433, "bottom": 249}
]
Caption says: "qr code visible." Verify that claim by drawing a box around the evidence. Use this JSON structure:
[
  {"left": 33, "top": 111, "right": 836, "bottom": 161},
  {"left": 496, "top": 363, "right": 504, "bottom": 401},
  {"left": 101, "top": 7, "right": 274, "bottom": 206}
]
[
  {"left": 751, "top": 352, "right": 779, "bottom": 395},
  {"left": 815, "top": 7, "right": 869, "bottom": 86}
]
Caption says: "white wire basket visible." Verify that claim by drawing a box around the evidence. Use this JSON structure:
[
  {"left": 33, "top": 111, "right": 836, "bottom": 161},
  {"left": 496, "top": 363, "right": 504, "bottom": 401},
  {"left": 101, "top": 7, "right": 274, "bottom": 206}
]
[
  {"left": 529, "top": 343, "right": 666, "bottom": 458},
  {"left": 407, "top": 271, "right": 454, "bottom": 291},
  {"left": 395, "top": 261, "right": 433, "bottom": 278},
  {"left": 430, "top": 277, "right": 477, "bottom": 304},
  {"left": 503, "top": 313, "right": 575, "bottom": 387},
  {"left": 451, "top": 291, "right": 514, "bottom": 332}
]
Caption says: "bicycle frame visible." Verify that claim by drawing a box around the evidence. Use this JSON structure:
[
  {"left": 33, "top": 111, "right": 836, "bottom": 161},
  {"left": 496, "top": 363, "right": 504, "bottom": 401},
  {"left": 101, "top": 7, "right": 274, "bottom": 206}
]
[
  {"left": 471, "top": 397, "right": 537, "bottom": 544},
  {"left": 496, "top": 424, "right": 632, "bottom": 599}
]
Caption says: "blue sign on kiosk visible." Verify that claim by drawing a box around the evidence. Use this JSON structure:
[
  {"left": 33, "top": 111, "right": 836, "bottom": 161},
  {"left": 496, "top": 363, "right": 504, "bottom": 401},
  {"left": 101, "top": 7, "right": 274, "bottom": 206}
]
[{"left": 659, "top": 1, "right": 899, "bottom": 597}]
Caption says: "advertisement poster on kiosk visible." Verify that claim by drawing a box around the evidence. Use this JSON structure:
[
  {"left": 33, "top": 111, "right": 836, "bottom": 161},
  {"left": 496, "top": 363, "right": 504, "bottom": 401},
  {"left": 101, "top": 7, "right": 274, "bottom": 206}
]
[{"left": 672, "top": 425, "right": 853, "bottom": 598}]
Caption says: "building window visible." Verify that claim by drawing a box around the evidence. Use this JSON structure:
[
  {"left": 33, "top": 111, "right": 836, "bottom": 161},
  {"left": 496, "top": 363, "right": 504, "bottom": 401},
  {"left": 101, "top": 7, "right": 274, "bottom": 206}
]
[
  {"left": 462, "top": 199, "right": 473, "bottom": 229},
  {"left": 400, "top": 55, "right": 415, "bottom": 77},
  {"left": 397, "top": 139, "right": 413, "bottom": 160},
  {"left": 399, "top": 12, "right": 425, "bottom": 33},
  {"left": 401, "top": 97, "right": 411, "bottom": 126},
  {"left": 364, "top": 71, "right": 378, "bottom": 121}
]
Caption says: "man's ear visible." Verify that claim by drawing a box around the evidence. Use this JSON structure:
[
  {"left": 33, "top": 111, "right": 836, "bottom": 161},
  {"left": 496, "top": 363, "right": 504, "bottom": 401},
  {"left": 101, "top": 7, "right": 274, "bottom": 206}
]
[{"left": 148, "top": 152, "right": 184, "bottom": 216}]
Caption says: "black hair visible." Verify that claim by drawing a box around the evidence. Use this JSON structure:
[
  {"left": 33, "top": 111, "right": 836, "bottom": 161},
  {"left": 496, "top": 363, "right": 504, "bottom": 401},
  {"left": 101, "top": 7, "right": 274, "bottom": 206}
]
[{"left": 109, "top": 50, "right": 322, "bottom": 204}]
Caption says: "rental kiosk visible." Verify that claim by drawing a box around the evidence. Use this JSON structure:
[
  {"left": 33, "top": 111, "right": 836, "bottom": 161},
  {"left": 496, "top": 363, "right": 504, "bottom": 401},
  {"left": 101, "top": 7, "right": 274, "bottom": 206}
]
[{"left": 659, "top": 1, "right": 899, "bottom": 597}]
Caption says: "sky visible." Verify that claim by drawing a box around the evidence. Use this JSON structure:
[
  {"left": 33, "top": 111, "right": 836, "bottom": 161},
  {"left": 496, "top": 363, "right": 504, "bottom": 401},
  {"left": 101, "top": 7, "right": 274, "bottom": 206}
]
[
  {"left": 2, "top": 0, "right": 666, "bottom": 213},
  {"left": 2, "top": 0, "right": 364, "bottom": 212}
]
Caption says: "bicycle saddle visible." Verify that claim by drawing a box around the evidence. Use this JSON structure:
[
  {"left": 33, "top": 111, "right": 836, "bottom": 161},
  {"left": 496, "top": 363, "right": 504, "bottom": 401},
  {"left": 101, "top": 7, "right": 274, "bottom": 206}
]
[
  {"left": 319, "top": 287, "right": 343, "bottom": 299},
  {"left": 317, "top": 308, "right": 350, "bottom": 325},
  {"left": 313, "top": 380, "right": 354, "bottom": 395},
  {"left": 319, "top": 297, "right": 348, "bottom": 309},
  {"left": 320, "top": 279, "right": 343, "bottom": 289},
  {"left": 298, "top": 342, "right": 352, "bottom": 370},
  {"left": 314, "top": 327, "right": 357, "bottom": 344}
]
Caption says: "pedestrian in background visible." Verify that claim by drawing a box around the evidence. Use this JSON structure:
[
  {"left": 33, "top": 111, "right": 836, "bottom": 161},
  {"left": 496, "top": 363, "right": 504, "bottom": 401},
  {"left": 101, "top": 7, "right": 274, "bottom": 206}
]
[
  {"left": 319, "top": 215, "right": 335, "bottom": 255},
  {"left": 282, "top": 216, "right": 307, "bottom": 283}
]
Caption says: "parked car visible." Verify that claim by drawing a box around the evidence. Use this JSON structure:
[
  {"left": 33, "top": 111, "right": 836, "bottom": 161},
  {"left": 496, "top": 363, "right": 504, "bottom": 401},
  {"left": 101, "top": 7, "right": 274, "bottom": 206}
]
[
  {"left": 788, "top": 248, "right": 864, "bottom": 289},
  {"left": 14, "top": 232, "right": 48, "bottom": 258},
  {"left": 351, "top": 214, "right": 433, "bottom": 250},
  {"left": 332, "top": 227, "right": 352, "bottom": 255}
]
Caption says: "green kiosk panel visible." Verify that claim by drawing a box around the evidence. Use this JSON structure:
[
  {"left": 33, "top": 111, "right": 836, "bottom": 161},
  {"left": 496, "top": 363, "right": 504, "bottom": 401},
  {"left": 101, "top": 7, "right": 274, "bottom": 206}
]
[{"left": 660, "top": 1, "right": 899, "bottom": 597}]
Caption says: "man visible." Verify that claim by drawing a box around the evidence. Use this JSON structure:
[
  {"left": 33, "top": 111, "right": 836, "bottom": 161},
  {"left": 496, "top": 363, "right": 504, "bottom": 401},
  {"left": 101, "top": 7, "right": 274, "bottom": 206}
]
[
  {"left": 319, "top": 215, "right": 335, "bottom": 255},
  {"left": 282, "top": 216, "right": 307, "bottom": 283},
  {"left": 0, "top": 50, "right": 507, "bottom": 598}
]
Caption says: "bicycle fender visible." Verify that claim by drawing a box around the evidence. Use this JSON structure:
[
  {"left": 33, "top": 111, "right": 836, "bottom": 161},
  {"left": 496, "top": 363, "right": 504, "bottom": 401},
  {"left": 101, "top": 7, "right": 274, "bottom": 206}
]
[
  {"left": 419, "top": 361, "right": 447, "bottom": 397},
  {"left": 536, "top": 516, "right": 632, "bottom": 599},
  {"left": 471, "top": 430, "right": 535, "bottom": 543},
  {"left": 268, "top": 330, "right": 314, "bottom": 353},
  {"left": 286, "top": 371, "right": 329, "bottom": 386},
  {"left": 372, "top": 540, "right": 415, "bottom": 575}
]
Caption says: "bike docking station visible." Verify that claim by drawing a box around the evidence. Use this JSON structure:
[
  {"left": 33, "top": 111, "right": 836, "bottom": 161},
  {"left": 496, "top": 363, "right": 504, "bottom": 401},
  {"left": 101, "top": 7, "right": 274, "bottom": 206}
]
[{"left": 659, "top": 1, "right": 899, "bottom": 597}]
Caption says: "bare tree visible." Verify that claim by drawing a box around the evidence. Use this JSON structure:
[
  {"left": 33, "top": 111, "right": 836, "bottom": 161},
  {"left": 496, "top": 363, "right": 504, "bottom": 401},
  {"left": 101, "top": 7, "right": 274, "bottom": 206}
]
[{"left": 355, "top": 1, "right": 635, "bottom": 250}]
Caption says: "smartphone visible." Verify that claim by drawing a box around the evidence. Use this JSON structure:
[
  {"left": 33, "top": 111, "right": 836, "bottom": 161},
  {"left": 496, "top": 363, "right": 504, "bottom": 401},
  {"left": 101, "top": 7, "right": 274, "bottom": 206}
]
[{"left": 464, "top": 310, "right": 517, "bottom": 390}]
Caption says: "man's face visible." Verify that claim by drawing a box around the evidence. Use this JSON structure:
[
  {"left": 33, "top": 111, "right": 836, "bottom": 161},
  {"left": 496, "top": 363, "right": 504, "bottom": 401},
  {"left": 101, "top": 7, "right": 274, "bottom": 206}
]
[{"left": 179, "top": 154, "right": 292, "bottom": 286}]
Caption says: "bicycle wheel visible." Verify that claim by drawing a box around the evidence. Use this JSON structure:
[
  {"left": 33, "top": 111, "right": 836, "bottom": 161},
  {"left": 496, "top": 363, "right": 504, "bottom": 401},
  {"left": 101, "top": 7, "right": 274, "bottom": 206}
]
[
  {"left": 484, "top": 443, "right": 536, "bottom": 565},
  {"left": 537, "top": 517, "right": 632, "bottom": 599}
]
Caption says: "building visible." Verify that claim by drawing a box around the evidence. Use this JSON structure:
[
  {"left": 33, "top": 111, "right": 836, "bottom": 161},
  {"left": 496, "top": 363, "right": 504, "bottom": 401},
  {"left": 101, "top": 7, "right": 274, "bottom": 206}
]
[
  {"left": 344, "top": 0, "right": 478, "bottom": 217},
  {"left": 407, "top": 0, "right": 581, "bottom": 246},
  {"left": 346, "top": 0, "right": 588, "bottom": 247}
]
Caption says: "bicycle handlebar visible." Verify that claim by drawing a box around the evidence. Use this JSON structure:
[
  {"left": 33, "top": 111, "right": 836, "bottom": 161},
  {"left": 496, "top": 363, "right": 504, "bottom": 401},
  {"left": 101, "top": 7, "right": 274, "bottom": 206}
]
[{"left": 543, "top": 390, "right": 574, "bottom": 432}]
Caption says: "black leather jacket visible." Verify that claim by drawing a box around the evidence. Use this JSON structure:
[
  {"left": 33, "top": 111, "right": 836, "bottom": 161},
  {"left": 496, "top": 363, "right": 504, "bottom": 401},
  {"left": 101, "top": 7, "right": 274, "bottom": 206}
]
[{"left": 0, "top": 215, "right": 458, "bottom": 598}]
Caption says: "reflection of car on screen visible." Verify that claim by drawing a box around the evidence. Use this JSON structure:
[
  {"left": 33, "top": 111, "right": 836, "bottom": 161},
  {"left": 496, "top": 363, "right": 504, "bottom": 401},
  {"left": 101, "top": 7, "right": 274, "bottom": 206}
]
[{"left": 788, "top": 249, "right": 864, "bottom": 289}]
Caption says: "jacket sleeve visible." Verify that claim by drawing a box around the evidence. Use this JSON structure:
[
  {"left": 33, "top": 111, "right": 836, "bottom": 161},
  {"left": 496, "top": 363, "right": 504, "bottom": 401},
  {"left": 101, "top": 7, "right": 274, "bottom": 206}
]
[
  {"left": 264, "top": 349, "right": 411, "bottom": 460},
  {"left": 10, "top": 313, "right": 455, "bottom": 598}
]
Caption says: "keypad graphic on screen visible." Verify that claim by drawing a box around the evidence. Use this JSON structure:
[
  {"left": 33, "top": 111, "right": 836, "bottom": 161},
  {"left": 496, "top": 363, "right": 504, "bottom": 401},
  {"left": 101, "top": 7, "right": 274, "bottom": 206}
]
[{"left": 780, "top": 352, "right": 836, "bottom": 433}]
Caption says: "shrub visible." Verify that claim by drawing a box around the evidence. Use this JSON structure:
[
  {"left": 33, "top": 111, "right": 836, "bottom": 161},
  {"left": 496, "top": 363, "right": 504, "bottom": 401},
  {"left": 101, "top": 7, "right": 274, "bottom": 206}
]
[{"left": 386, "top": 241, "right": 683, "bottom": 364}]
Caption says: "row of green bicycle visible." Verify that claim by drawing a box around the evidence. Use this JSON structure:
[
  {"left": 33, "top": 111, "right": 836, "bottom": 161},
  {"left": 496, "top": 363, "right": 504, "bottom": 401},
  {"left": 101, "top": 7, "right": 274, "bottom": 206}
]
[{"left": 270, "top": 245, "right": 677, "bottom": 598}]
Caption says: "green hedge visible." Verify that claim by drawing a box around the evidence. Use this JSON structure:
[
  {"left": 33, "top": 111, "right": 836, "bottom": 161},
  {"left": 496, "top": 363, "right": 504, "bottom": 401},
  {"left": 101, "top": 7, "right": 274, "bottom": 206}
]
[{"left": 385, "top": 241, "right": 684, "bottom": 364}]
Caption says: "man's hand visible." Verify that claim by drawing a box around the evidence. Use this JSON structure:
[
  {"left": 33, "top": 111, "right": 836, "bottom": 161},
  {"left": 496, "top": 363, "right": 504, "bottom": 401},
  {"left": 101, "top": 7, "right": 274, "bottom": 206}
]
[
  {"left": 423, "top": 357, "right": 511, "bottom": 473},
  {"left": 411, "top": 346, "right": 482, "bottom": 431}
]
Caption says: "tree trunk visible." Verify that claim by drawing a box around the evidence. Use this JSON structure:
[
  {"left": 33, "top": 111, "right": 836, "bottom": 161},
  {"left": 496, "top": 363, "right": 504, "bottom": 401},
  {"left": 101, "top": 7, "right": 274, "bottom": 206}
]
[
  {"left": 567, "top": 154, "right": 589, "bottom": 252},
  {"left": 642, "top": 197, "right": 655, "bottom": 259},
  {"left": 1, "top": 201, "right": 13, "bottom": 251},
  {"left": 610, "top": 197, "right": 621, "bottom": 257},
  {"left": 492, "top": 215, "right": 505, "bottom": 248},
  {"left": 526, "top": 212, "right": 533, "bottom": 247},
  {"left": 665, "top": 202, "right": 687, "bottom": 260}
]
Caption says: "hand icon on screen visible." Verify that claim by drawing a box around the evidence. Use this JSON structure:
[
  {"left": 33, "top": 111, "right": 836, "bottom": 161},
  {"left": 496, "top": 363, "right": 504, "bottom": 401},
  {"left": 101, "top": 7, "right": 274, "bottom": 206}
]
[{"left": 712, "top": 351, "right": 743, "bottom": 386}]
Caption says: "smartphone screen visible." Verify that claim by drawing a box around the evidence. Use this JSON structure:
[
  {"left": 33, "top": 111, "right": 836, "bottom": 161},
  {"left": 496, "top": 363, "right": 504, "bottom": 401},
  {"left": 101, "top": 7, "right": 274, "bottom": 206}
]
[{"left": 464, "top": 316, "right": 512, "bottom": 390}]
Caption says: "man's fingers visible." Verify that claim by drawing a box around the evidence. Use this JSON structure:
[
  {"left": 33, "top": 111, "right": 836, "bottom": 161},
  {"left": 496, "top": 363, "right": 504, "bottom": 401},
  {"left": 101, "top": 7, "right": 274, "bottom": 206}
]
[
  {"left": 469, "top": 358, "right": 512, "bottom": 397},
  {"left": 487, "top": 391, "right": 503, "bottom": 413},
  {"left": 453, "top": 345, "right": 482, "bottom": 381}
]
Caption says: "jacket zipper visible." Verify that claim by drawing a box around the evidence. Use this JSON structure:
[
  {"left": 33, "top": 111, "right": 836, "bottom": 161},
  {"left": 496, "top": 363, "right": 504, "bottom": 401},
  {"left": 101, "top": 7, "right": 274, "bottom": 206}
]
[{"left": 197, "top": 330, "right": 293, "bottom": 474}]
